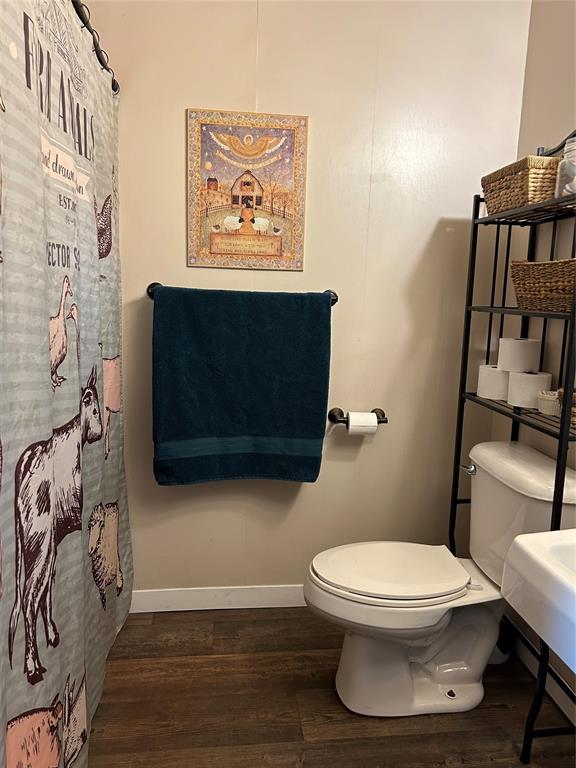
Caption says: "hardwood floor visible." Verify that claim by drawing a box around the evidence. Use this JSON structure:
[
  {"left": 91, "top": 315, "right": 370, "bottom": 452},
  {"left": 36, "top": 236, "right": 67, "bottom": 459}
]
[{"left": 89, "top": 607, "right": 575, "bottom": 767}]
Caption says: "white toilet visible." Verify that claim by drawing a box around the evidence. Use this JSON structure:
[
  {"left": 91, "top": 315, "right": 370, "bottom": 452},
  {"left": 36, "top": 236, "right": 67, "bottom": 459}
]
[{"left": 304, "top": 441, "right": 576, "bottom": 717}]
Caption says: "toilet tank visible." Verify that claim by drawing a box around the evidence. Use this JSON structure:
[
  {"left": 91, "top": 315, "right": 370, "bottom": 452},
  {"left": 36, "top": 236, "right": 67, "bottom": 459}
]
[{"left": 468, "top": 441, "right": 576, "bottom": 586}]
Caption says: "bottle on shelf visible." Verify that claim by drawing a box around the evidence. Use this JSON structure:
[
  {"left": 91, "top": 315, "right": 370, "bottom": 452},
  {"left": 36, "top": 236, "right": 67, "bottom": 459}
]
[{"left": 555, "top": 137, "right": 576, "bottom": 197}]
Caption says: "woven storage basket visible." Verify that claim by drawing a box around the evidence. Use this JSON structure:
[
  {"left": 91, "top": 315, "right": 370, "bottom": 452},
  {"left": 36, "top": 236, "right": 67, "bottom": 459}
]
[
  {"left": 510, "top": 259, "right": 576, "bottom": 313},
  {"left": 558, "top": 389, "right": 576, "bottom": 428},
  {"left": 481, "top": 156, "right": 560, "bottom": 215}
]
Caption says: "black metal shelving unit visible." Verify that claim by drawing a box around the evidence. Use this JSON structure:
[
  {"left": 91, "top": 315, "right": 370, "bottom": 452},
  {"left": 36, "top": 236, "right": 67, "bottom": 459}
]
[{"left": 448, "top": 192, "right": 576, "bottom": 763}]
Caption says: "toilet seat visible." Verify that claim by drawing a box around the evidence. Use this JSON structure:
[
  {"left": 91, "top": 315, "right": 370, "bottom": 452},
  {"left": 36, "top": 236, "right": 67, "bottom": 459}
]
[{"left": 311, "top": 542, "right": 472, "bottom": 608}]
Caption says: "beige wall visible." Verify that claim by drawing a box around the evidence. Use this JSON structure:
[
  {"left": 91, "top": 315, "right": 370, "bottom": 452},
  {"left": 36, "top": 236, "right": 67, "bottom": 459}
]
[
  {"left": 517, "top": 0, "right": 575, "bottom": 157},
  {"left": 91, "top": 0, "right": 531, "bottom": 590},
  {"left": 491, "top": 0, "right": 575, "bottom": 468}
]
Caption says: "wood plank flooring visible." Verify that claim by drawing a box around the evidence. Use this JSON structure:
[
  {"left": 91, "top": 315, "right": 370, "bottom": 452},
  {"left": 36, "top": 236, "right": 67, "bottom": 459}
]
[{"left": 89, "top": 607, "right": 575, "bottom": 767}]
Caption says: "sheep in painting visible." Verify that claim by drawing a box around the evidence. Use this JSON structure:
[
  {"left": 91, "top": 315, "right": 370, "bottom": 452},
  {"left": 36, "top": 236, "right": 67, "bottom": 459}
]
[
  {"left": 223, "top": 215, "right": 242, "bottom": 233},
  {"left": 252, "top": 217, "right": 269, "bottom": 234}
]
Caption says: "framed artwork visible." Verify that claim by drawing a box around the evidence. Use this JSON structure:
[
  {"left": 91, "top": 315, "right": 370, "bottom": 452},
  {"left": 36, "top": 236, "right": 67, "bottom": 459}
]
[{"left": 186, "top": 108, "right": 308, "bottom": 271}]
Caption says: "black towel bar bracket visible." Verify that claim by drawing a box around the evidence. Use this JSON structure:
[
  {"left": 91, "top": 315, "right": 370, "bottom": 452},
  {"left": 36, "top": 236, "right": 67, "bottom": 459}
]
[
  {"left": 146, "top": 283, "right": 339, "bottom": 306},
  {"left": 328, "top": 408, "right": 388, "bottom": 426},
  {"left": 147, "top": 282, "right": 162, "bottom": 298}
]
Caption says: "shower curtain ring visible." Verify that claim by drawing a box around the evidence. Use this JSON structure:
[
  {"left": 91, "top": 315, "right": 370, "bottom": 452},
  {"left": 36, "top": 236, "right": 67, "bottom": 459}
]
[
  {"left": 79, "top": 3, "right": 91, "bottom": 28},
  {"left": 110, "top": 69, "right": 119, "bottom": 93}
]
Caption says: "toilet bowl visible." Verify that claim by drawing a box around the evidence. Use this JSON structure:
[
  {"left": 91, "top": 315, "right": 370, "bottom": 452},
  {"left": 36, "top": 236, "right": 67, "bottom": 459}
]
[
  {"left": 305, "top": 442, "right": 576, "bottom": 717},
  {"left": 304, "top": 543, "right": 503, "bottom": 716}
]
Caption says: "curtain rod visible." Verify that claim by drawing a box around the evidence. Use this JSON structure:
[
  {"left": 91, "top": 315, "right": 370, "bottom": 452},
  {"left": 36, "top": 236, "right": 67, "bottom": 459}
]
[{"left": 70, "top": 0, "right": 119, "bottom": 94}]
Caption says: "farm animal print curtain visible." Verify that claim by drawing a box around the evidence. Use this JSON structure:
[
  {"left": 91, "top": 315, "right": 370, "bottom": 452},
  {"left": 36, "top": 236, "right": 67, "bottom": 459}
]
[{"left": 0, "top": 2, "right": 133, "bottom": 766}]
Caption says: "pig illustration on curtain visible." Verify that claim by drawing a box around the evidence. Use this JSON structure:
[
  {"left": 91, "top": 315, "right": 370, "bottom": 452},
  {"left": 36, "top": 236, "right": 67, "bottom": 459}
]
[
  {"left": 6, "top": 695, "right": 63, "bottom": 768},
  {"left": 5, "top": 672, "right": 87, "bottom": 768},
  {"left": 9, "top": 368, "right": 103, "bottom": 684},
  {"left": 100, "top": 348, "right": 121, "bottom": 458}
]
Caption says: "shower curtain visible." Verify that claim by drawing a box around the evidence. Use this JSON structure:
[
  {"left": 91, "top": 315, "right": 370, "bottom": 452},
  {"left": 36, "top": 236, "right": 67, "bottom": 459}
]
[{"left": 0, "top": 1, "right": 132, "bottom": 765}]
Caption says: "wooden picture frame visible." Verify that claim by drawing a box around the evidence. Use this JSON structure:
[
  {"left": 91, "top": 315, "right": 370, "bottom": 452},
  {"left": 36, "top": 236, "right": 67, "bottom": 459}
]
[{"left": 187, "top": 108, "right": 308, "bottom": 271}]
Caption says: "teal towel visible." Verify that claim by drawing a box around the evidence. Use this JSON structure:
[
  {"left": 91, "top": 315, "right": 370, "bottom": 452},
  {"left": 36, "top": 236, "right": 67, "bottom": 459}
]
[{"left": 152, "top": 287, "right": 332, "bottom": 484}]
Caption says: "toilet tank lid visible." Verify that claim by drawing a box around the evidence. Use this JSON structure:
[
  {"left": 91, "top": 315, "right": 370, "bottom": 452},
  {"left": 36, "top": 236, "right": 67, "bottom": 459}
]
[{"left": 469, "top": 442, "right": 576, "bottom": 504}]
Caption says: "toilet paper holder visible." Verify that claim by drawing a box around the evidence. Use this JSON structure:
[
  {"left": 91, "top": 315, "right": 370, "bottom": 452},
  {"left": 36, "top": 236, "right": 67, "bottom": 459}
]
[{"left": 328, "top": 408, "right": 388, "bottom": 426}]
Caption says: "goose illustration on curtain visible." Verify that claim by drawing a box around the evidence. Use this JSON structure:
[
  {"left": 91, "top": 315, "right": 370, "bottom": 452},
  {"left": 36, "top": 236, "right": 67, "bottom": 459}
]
[
  {"left": 0, "top": 1, "right": 132, "bottom": 766},
  {"left": 49, "top": 275, "right": 74, "bottom": 388}
]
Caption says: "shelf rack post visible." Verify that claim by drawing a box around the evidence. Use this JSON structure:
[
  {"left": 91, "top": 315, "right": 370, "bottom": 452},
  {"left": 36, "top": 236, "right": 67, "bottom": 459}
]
[
  {"left": 448, "top": 194, "right": 482, "bottom": 554},
  {"left": 520, "top": 297, "right": 575, "bottom": 764},
  {"left": 551, "top": 301, "right": 575, "bottom": 531},
  {"left": 448, "top": 193, "right": 576, "bottom": 764}
]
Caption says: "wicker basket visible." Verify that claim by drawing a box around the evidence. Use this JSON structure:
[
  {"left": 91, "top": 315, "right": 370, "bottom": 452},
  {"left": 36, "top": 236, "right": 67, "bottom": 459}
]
[
  {"left": 537, "top": 391, "right": 561, "bottom": 417},
  {"left": 510, "top": 259, "right": 576, "bottom": 313},
  {"left": 558, "top": 389, "right": 576, "bottom": 427},
  {"left": 481, "top": 156, "right": 561, "bottom": 215}
]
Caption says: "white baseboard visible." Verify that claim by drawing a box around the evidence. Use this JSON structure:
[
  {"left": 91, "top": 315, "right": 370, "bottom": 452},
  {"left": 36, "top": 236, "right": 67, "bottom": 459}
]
[
  {"left": 130, "top": 583, "right": 306, "bottom": 613},
  {"left": 515, "top": 641, "right": 575, "bottom": 724}
]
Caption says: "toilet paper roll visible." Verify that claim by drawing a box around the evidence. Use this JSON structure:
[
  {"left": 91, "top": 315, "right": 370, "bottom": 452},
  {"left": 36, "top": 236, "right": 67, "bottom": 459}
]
[
  {"left": 347, "top": 411, "right": 378, "bottom": 435},
  {"left": 477, "top": 364, "right": 509, "bottom": 400},
  {"left": 497, "top": 338, "right": 540, "bottom": 373},
  {"left": 507, "top": 372, "right": 553, "bottom": 408}
]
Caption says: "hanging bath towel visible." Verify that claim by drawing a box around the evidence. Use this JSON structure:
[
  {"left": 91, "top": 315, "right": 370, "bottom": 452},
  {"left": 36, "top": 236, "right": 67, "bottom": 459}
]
[{"left": 152, "top": 286, "right": 332, "bottom": 484}]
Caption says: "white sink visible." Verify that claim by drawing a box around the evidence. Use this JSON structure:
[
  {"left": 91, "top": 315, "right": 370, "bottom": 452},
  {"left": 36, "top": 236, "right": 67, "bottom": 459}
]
[{"left": 502, "top": 529, "right": 576, "bottom": 671}]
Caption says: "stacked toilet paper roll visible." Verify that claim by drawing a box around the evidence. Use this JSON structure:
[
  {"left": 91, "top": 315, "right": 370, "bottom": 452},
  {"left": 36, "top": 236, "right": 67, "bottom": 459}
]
[
  {"left": 477, "top": 364, "right": 509, "bottom": 400},
  {"left": 497, "top": 338, "right": 540, "bottom": 373},
  {"left": 477, "top": 338, "right": 553, "bottom": 409},
  {"left": 507, "top": 372, "right": 553, "bottom": 408}
]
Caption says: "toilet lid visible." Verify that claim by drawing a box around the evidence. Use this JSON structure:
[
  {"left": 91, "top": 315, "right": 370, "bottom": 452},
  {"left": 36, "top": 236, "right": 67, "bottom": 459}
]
[{"left": 311, "top": 542, "right": 471, "bottom": 600}]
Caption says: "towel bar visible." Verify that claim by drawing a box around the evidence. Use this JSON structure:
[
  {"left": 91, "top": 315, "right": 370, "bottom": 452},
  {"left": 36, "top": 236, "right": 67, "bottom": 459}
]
[{"left": 146, "top": 283, "right": 338, "bottom": 306}]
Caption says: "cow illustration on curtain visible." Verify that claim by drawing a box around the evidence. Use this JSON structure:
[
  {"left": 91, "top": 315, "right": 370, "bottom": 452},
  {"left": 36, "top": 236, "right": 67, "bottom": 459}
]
[{"left": 9, "top": 369, "right": 102, "bottom": 684}]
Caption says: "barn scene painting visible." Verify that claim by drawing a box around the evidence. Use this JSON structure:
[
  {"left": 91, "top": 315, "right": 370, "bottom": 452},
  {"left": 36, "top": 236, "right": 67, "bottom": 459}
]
[{"left": 187, "top": 109, "right": 308, "bottom": 271}]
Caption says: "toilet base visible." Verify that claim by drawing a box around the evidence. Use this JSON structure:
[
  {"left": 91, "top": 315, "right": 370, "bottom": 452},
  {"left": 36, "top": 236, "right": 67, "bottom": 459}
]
[{"left": 335, "top": 603, "right": 500, "bottom": 717}]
